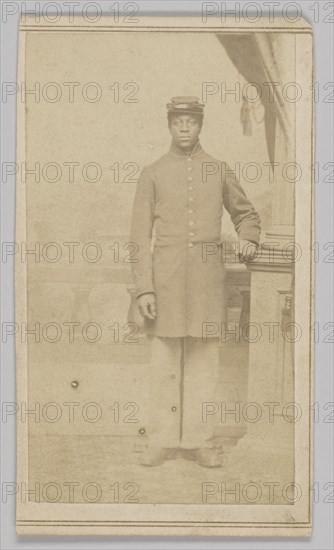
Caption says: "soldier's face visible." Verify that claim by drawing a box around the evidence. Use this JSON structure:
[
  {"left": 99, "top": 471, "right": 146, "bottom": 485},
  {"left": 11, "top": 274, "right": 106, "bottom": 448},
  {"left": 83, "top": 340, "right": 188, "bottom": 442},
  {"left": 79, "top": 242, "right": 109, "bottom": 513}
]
[{"left": 169, "top": 114, "right": 202, "bottom": 151}]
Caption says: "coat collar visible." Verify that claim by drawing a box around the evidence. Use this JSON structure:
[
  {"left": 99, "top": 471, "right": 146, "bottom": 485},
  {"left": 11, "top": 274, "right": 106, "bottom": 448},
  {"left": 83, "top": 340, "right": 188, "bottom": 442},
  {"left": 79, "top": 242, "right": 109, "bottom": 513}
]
[{"left": 168, "top": 140, "right": 204, "bottom": 159}]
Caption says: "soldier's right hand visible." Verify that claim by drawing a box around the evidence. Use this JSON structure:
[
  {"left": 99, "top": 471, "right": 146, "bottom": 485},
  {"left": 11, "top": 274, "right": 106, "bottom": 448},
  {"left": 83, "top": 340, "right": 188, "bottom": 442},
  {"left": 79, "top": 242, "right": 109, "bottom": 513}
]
[{"left": 137, "top": 293, "right": 157, "bottom": 320}]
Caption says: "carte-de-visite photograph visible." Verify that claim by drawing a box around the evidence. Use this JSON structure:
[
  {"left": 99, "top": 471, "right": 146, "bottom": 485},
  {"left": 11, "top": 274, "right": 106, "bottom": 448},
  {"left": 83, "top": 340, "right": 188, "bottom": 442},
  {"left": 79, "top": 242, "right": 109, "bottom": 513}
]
[{"left": 15, "top": 16, "right": 313, "bottom": 536}]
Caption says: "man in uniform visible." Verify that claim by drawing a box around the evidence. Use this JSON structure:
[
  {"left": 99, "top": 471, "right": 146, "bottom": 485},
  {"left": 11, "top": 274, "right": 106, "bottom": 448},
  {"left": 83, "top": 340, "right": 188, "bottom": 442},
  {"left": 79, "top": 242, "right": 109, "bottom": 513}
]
[{"left": 130, "top": 97, "right": 261, "bottom": 467}]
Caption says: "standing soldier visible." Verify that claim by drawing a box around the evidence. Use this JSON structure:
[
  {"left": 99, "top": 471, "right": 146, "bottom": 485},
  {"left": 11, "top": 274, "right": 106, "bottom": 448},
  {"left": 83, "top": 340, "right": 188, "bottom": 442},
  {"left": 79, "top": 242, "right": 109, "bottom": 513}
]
[{"left": 130, "top": 96, "right": 261, "bottom": 467}]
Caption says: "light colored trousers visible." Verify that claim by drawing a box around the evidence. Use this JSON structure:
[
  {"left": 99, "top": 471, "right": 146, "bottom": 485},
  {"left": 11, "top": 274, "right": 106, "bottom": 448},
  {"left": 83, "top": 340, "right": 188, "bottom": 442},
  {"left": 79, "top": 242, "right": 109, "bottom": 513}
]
[{"left": 146, "top": 336, "right": 219, "bottom": 449}]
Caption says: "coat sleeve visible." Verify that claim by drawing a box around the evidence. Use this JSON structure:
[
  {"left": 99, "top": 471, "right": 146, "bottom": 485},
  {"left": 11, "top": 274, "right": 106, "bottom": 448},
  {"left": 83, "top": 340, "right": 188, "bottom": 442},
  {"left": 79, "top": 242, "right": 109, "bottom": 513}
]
[
  {"left": 130, "top": 166, "right": 155, "bottom": 298},
  {"left": 222, "top": 163, "right": 261, "bottom": 245}
]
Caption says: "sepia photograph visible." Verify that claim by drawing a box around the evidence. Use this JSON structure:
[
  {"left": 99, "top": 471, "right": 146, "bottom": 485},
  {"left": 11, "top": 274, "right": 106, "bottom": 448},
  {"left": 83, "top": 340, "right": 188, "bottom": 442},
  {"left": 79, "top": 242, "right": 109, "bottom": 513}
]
[{"left": 13, "top": 14, "right": 313, "bottom": 536}]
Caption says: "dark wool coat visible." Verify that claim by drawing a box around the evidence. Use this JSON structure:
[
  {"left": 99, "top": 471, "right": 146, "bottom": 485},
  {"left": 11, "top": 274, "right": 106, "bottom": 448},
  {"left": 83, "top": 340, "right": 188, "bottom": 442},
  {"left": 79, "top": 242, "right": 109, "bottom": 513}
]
[{"left": 130, "top": 141, "right": 261, "bottom": 337}]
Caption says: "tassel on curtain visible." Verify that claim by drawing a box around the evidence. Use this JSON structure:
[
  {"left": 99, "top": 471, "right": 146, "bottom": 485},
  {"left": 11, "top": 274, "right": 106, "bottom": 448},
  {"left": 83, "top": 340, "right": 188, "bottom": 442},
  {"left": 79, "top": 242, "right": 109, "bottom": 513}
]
[{"left": 240, "top": 95, "right": 253, "bottom": 136}]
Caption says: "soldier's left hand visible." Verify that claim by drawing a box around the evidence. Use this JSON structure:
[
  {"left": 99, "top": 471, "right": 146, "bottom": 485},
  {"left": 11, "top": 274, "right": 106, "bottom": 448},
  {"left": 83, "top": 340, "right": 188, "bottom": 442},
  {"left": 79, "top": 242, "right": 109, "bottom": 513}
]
[{"left": 238, "top": 239, "right": 258, "bottom": 262}]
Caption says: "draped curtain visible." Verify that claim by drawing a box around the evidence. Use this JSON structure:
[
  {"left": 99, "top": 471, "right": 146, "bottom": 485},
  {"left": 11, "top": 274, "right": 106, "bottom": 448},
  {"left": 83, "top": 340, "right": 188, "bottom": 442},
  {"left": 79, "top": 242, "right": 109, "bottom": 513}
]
[{"left": 216, "top": 33, "right": 292, "bottom": 166}]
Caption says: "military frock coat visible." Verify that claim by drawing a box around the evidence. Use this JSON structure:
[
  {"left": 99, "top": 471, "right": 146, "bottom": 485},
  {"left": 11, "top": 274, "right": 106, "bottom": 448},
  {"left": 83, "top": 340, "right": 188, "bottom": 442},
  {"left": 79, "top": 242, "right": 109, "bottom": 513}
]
[{"left": 130, "top": 141, "right": 261, "bottom": 337}]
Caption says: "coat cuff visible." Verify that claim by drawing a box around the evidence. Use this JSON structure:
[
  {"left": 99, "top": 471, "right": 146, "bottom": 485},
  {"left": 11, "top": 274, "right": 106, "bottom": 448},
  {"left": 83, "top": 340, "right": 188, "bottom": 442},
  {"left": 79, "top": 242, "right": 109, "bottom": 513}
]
[
  {"left": 136, "top": 291, "right": 156, "bottom": 300},
  {"left": 135, "top": 283, "right": 155, "bottom": 299},
  {"left": 238, "top": 229, "right": 260, "bottom": 246}
]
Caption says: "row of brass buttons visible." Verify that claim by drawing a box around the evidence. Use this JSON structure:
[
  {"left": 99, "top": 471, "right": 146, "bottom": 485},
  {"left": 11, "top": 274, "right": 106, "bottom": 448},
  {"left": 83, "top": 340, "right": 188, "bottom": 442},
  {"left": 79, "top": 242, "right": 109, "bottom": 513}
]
[{"left": 187, "top": 157, "right": 195, "bottom": 249}]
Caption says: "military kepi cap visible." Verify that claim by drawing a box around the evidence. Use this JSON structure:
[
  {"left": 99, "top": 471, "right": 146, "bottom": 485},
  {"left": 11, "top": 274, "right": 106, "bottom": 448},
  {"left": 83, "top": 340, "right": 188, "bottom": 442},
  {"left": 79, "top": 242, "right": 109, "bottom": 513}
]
[{"left": 167, "top": 96, "right": 205, "bottom": 116}]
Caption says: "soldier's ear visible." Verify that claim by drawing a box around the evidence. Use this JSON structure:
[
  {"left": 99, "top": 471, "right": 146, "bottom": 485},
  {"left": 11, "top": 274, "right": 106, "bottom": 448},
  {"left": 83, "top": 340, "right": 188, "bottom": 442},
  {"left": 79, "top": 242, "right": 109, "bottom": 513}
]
[
  {"left": 196, "top": 116, "right": 203, "bottom": 131},
  {"left": 167, "top": 114, "right": 173, "bottom": 129}
]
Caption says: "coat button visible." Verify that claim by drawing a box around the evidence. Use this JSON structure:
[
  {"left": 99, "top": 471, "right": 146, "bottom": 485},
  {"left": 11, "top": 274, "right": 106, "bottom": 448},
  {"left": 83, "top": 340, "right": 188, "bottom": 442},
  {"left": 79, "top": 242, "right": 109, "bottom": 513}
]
[
  {"left": 187, "top": 166, "right": 192, "bottom": 171},
  {"left": 188, "top": 243, "right": 194, "bottom": 248},
  {"left": 170, "top": 374, "right": 176, "bottom": 380},
  {"left": 189, "top": 221, "right": 194, "bottom": 226},
  {"left": 171, "top": 406, "right": 177, "bottom": 412},
  {"left": 189, "top": 232, "right": 195, "bottom": 237},
  {"left": 71, "top": 381, "right": 79, "bottom": 388},
  {"left": 189, "top": 209, "right": 194, "bottom": 214},
  {"left": 187, "top": 157, "right": 192, "bottom": 162},
  {"left": 188, "top": 176, "right": 193, "bottom": 181},
  {"left": 139, "top": 428, "right": 145, "bottom": 435},
  {"left": 189, "top": 197, "right": 194, "bottom": 202}
]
